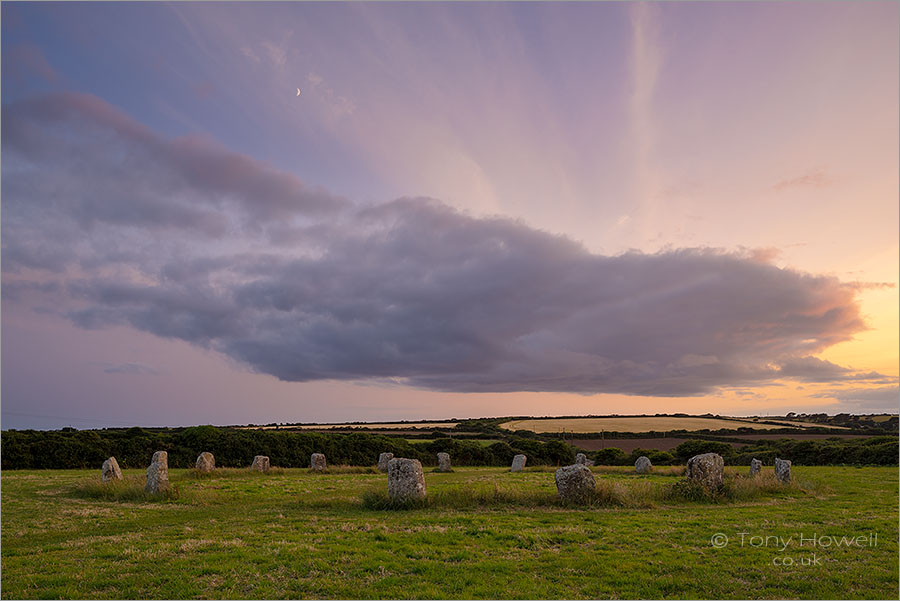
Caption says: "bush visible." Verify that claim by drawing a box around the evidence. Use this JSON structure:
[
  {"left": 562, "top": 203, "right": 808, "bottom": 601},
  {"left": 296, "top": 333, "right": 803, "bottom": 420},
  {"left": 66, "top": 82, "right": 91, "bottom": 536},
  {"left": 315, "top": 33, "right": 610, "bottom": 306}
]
[
  {"left": 628, "top": 448, "right": 676, "bottom": 465},
  {"left": 593, "top": 447, "right": 626, "bottom": 465},
  {"left": 673, "top": 439, "right": 736, "bottom": 461}
]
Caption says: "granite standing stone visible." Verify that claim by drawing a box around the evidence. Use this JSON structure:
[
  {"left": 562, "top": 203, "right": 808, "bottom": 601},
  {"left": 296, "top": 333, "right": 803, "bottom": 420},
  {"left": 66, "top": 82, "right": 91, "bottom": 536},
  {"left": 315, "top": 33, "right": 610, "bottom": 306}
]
[
  {"left": 310, "top": 453, "right": 327, "bottom": 471},
  {"left": 145, "top": 451, "right": 169, "bottom": 493},
  {"left": 195, "top": 452, "right": 215, "bottom": 472},
  {"left": 436, "top": 452, "right": 452, "bottom": 472},
  {"left": 554, "top": 464, "right": 596, "bottom": 502},
  {"left": 575, "top": 453, "right": 588, "bottom": 465},
  {"left": 377, "top": 452, "right": 394, "bottom": 472},
  {"left": 749, "top": 458, "right": 762, "bottom": 476},
  {"left": 685, "top": 452, "right": 724, "bottom": 489},
  {"left": 774, "top": 458, "right": 791, "bottom": 483},
  {"left": 101, "top": 456, "right": 123, "bottom": 483},
  {"left": 510, "top": 454, "right": 527, "bottom": 472},
  {"left": 251, "top": 455, "right": 270, "bottom": 472},
  {"left": 635, "top": 456, "right": 653, "bottom": 473},
  {"left": 387, "top": 458, "right": 426, "bottom": 502}
]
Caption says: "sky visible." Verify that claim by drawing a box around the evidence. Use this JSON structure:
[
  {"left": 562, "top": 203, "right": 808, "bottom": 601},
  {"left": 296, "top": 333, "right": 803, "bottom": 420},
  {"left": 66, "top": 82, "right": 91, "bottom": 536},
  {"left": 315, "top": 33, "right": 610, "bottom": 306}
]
[{"left": 1, "top": 1, "right": 898, "bottom": 430}]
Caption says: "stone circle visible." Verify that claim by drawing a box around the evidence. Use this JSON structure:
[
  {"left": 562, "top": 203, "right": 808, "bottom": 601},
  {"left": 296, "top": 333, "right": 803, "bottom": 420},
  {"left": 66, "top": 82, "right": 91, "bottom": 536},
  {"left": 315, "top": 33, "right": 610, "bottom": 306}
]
[
  {"left": 749, "top": 458, "right": 762, "bottom": 476},
  {"left": 145, "top": 450, "right": 169, "bottom": 493},
  {"left": 436, "top": 452, "right": 452, "bottom": 472},
  {"left": 510, "top": 454, "right": 527, "bottom": 472},
  {"left": 554, "top": 464, "right": 596, "bottom": 502},
  {"left": 101, "top": 456, "right": 123, "bottom": 483},
  {"left": 774, "top": 457, "right": 791, "bottom": 483},
  {"left": 635, "top": 456, "right": 653, "bottom": 473},
  {"left": 377, "top": 452, "right": 394, "bottom": 472},
  {"left": 195, "top": 452, "right": 215, "bottom": 472},
  {"left": 387, "top": 458, "right": 426, "bottom": 502},
  {"left": 310, "top": 453, "right": 327, "bottom": 471},
  {"left": 250, "top": 455, "right": 270, "bottom": 472},
  {"left": 685, "top": 452, "right": 724, "bottom": 489}
]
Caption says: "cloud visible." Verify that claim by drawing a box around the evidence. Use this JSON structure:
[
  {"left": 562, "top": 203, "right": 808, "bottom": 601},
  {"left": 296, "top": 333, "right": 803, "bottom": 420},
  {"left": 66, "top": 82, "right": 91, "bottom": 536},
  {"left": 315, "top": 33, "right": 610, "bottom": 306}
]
[
  {"left": 1, "top": 92, "right": 886, "bottom": 397},
  {"left": 304, "top": 72, "right": 355, "bottom": 118},
  {"left": 2, "top": 43, "right": 60, "bottom": 84},
  {"left": 773, "top": 168, "right": 831, "bottom": 192},
  {"left": 1, "top": 92, "right": 349, "bottom": 274},
  {"left": 100, "top": 362, "right": 159, "bottom": 376},
  {"left": 775, "top": 356, "right": 893, "bottom": 384},
  {"left": 813, "top": 386, "right": 900, "bottom": 413}
]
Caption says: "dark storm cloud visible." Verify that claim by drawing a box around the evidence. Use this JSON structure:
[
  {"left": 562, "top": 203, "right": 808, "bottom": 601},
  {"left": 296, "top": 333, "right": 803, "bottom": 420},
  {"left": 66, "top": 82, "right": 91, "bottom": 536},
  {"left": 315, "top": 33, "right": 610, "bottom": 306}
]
[{"left": 1, "top": 92, "right": 887, "bottom": 396}]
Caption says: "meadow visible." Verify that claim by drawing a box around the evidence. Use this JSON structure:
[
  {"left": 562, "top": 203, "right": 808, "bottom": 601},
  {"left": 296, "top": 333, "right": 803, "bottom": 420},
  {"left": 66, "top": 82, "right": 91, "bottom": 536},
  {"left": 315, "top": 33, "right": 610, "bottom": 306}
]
[
  {"left": 500, "top": 416, "right": 845, "bottom": 433},
  {"left": 1, "top": 465, "right": 896, "bottom": 599}
]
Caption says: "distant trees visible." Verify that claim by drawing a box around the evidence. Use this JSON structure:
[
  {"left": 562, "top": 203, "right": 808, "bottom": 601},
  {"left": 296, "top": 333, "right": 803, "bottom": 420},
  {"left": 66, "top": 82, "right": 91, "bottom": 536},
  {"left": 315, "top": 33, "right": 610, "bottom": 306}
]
[{"left": 1, "top": 428, "right": 585, "bottom": 470}]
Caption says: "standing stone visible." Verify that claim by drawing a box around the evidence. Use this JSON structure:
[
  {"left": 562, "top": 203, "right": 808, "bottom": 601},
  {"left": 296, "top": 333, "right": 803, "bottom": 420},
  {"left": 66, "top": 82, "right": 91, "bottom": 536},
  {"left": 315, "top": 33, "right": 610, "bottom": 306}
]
[
  {"left": 377, "top": 452, "right": 394, "bottom": 472},
  {"left": 387, "top": 458, "right": 426, "bottom": 502},
  {"left": 510, "top": 454, "right": 527, "bottom": 472},
  {"left": 145, "top": 451, "right": 169, "bottom": 493},
  {"left": 554, "top": 464, "right": 596, "bottom": 502},
  {"left": 635, "top": 456, "right": 653, "bottom": 473},
  {"left": 575, "top": 453, "right": 587, "bottom": 465},
  {"left": 101, "top": 456, "right": 123, "bottom": 483},
  {"left": 685, "top": 453, "right": 724, "bottom": 489},
  {"left": 774, "top": 458, "right": 791, "bottom": 483},
  {"left": 749, "top": 458, "right": 762, "bottom": 476},
  {"left": 250, "top": 455, "right": 270, "bottom": 472},
  {"left": 195, "top": 452, "right": 215, "bottom": 472},
  {"left": 310, "top": 453, "right": 327, "bottom": 471},
  {"left": 436, "top": 452, "right": 452, "bottom": 472}
]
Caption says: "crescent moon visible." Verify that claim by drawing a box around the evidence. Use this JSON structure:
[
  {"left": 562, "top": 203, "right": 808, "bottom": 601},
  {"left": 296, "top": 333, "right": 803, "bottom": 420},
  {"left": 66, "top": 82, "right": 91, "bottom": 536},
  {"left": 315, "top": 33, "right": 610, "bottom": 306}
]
[{"left": 296, "top": 88, "right": 301, "bottom": 96}]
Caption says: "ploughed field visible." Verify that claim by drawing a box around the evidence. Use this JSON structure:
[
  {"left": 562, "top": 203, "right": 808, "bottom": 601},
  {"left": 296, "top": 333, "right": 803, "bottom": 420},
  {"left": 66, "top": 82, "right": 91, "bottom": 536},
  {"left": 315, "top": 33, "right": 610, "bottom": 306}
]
[
  {"left": 500, "top": 416, "right": 846, "bottom": 433},
  {"left": 2, "top": 466, "right": 896, "bottom": 599}
]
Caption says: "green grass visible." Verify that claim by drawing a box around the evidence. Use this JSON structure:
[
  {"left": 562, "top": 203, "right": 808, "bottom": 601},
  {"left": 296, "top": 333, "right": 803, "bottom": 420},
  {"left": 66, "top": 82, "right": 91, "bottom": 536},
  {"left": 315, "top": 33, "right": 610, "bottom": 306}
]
[{"left": 1, "top": 466, "right": 896, "bottom": 599}]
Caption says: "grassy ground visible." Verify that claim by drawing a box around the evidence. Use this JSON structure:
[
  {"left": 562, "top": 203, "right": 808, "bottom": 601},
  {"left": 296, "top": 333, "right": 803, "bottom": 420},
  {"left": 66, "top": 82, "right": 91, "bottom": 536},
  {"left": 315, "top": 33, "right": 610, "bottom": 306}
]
[{"left": 1, "top": 466, "right": 896, "bottom": 599}]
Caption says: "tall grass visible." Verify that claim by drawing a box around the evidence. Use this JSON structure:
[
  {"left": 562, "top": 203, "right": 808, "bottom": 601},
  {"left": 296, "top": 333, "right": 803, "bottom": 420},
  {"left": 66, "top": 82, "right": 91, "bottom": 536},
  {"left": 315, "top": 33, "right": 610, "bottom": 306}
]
[
  {"left": 69, "top": 475, "right": 181, "bottom": 503},
  {"left": 361, "top": 472, "right": 813, "bottom": 510},
  {"left": 661, "top": 472, "right": 814, "bottom": 504}
]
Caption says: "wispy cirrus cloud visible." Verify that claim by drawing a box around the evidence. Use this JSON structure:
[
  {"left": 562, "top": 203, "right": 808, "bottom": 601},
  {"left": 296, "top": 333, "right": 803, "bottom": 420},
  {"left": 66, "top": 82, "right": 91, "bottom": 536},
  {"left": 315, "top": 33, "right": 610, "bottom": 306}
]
[
  {"left": 773, "top": 168, "right": 832, "bottom": 192},
  {"left": 1, "top": 92, "right": 887, "bottom": 397},
  {"left": 1, "top": 42, "right": 59, "bottom": 84}
]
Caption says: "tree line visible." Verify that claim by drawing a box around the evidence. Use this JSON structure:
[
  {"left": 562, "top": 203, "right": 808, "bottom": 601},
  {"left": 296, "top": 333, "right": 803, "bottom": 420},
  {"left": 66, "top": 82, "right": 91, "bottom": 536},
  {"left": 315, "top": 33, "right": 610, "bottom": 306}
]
[
  {"left": 0, "top": 426, "right": 576, "bottom": 470},
  {"left": 591, "top": 436, "right": 898, "bottom": 467}
]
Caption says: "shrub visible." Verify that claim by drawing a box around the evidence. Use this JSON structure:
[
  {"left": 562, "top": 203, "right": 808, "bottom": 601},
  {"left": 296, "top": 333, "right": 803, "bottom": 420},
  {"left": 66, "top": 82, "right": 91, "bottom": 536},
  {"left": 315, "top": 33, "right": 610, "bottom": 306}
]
[
  {"left": 673, "top": 439, "right": 736, "bottom": 461},
  {"left": 593, "top": 447, "right": 626, "bottom": 465}
]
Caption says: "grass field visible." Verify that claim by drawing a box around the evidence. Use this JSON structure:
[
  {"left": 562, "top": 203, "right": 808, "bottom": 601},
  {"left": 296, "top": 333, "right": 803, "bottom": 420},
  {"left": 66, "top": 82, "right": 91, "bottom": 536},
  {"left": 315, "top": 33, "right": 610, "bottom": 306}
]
[
  {"left": 499, "top": 416, "right": 838, "bottom": 433},
  {"left": 1, "top": 466, "right": 896, "bottom": 599}
]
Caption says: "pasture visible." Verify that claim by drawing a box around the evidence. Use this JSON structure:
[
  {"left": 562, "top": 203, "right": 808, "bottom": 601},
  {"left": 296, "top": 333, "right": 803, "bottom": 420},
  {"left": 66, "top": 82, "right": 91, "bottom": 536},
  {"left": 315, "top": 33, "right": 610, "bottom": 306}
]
[
  {"left": 500, "top": 416, "right": 838, "bottom": 433},
  {"left": 1, "top": 466, "right": 896, "bottom": 599}
]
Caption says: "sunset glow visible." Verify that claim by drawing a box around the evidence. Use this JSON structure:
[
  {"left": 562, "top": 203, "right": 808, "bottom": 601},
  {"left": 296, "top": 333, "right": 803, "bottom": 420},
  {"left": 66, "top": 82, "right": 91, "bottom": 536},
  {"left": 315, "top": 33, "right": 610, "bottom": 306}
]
[{"left": 1, "top": 1, "right": 897, "bottom": 429}]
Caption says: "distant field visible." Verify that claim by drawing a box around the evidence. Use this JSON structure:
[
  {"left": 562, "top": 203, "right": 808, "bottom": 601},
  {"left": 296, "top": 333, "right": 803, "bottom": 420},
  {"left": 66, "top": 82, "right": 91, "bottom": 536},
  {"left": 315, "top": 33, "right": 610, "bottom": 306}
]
[
  {"left": 243, "top": 422, "right": 459, "bottom": 430},
  {"left": 500, "top": 417, "right": 810, "bottom": 433},
  {"left": 750, "top": 420, "right": 847, "bottom": 430},
  {"left": 1, "top": 466, "right": 896, "bottom": 599}
]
